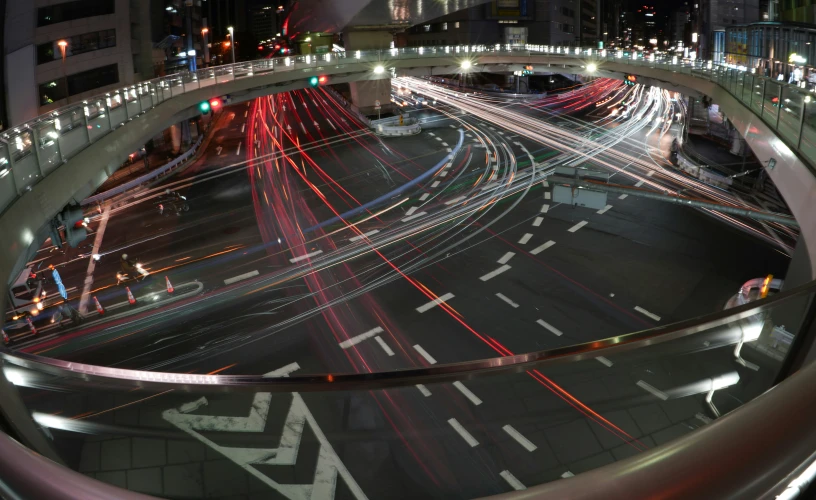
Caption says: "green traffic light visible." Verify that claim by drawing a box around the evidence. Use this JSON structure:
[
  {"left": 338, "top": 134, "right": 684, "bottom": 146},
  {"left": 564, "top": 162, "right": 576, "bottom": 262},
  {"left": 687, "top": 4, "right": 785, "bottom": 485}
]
[
  {"left": 199, "top": 101, "right": 211, "bottom": 112},
  {"left": 309, "top": 76, "right": 319, "bottom": 87}
]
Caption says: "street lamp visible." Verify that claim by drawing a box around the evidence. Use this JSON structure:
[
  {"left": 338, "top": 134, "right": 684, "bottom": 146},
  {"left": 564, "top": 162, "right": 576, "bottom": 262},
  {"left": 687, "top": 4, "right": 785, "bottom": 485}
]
[
  {"left": 227, "top": 26, "right": 236, "bottom": 65},
  {"left": 373, "top": 65, "right": 385, "bottom": 74},
  {"left": 57, "top": 40, "right": 69, "bottom": 103},
  {"left": 201, "top": 27, "right": 210, "bottom": 66},
  {"left": 586, "top": 63, "right": 597, "bottom": 72},
  {"left": 461, "top": 60, "right": 472, "bottom": 69}
]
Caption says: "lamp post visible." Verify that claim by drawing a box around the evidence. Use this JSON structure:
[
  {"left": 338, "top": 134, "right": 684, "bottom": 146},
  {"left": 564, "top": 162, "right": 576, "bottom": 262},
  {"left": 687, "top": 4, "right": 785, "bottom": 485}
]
[
  {"left": 57, "top": 40, "right": 69, "bottom": 103},
  {"left": 201, "top": 27, "right": 210, "bottom": 66},
  {"left": 227, "top": 26, "right": 236, "bottom": 66}
]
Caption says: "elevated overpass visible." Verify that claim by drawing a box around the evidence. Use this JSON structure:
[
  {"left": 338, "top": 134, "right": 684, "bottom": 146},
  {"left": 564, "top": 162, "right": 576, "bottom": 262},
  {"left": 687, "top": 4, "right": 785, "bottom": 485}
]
[{"left": 1, "top": 45, "right": 816, "bottom": 499}]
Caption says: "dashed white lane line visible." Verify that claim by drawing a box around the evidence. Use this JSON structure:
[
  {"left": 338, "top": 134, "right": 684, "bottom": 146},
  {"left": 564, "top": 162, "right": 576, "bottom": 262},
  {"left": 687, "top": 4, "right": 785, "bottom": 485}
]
[
  {"left": 349, "top": 230, "right": 380, "bottom": 242},
  {"left": 542, "top": 180, "right": 549, "bottom": 187},
  {"left": 500, "top": 470, "right": 527, "bottom": 491},
  {"left": 440, "top": 171, "right": 448, "bottom": 177},
  {"left": 480, "top": 264, "right": 511, "bottom": 282},
  {"left": 448, "top": 418, "right": 479, "bottom": 447},
  {"left": 449, "top": 124, "right": 457, "bottom": 129},
  {"left": 646, "top": 170, "right": 654, "bottom": 177},
  {"left": 530, "top": 240, "right": 555, "bottom": 255},
  {"left": 568, "top": 221, "right": 588, "bottom": 233},
  {"left": 431, "top": 181, "right": 441, "bottom": 188},
  {"left": 405, "top": 206, "right": 419, "bottom": 216},
  {"left": 289, "top": 249, "right": 323, "bottom": 263},
  {"left": 402, "top": 211, "right": 427, "bottom": 222},
  {"left": 619, "top": 194, "right": 628, "bottom": 199},
  {"left": 498, "top": 252, "right": 515, "bottom": 264},
  {"left": 416, "top": 384, "right": 432, "bottom": 397},
  {"left": 533, "top": 217, "right": 544, "bottom": 226},
  {"left": 413, "top": 344, "right": 437, "bottom": 364},
  {"left": 300, "top": 122, "right": 307, "bottom": 134},
  {"left": 441, "top": 142, "right": 449, "bottom": 146},
  {"left": 453, "top": 381, "right": 483, "bottom": 406},
  {"left": 415, "top": 293, "right": 454, "bottom": 313},
  {"left": 536, "top": 319, "right": 563, "bottom": 336},
  {"left": 634, "top": 306, "right": 661, "bottom": 321},
  {"left": 435, "top": 136, "right": 443, "bottom": 141},
  {"left": 445, "top": 196, "right": 466, "bottom": 205},
  {"left": 518, "top": 233, "right": 533, "bottom": 244},
  {"left": 419, "top": 193, "right": 430, "bottom": 201},
  {"left": 241, "top": 123, "right": 246, "bottom": 133},
  {"left": 545, "top": 192, "right": 551, "bottom": 200},
  {"left": 223, "top": 270, "right": 260, "bottom": 285},
  {"left": 597, "top": 205, "right": 612, "bottom": 215},
  {"left": 429, "top": 132, "right": 436, "bottom": 136},
  {"left": 339, "top": 327, "right": 384, "bottom": 349},
  {"left": 634, "top": 180, "right": 644, "bottom": 187},
  {"left": 236, "top": 141, "right": 242, "bottom": 155},
  {"left": 502, "top": 425, "right": 537, "bottom": 452},
  {"left": 541, "top": 204, "right": 549, "bottom": 213},
  {"left": 244, "top": 110, "right": 248, "bottom": 118},
  {"left": 496, "top": 293, "right": 519, "bottom": 308},
  {"left": 637, "top": 380, "right": 669, "bottom": 400},
  {"left": 374, "top": 336, "right": 395, "bottom": 356},
  {"left": 596, "top": 356, "right": 613, "bottom": 367},
  {"left": 561, "top": 471, "right": 575, "bottom": 479},
  {"left": 446, "top": 147, "right": 452, "bottom": 152}
]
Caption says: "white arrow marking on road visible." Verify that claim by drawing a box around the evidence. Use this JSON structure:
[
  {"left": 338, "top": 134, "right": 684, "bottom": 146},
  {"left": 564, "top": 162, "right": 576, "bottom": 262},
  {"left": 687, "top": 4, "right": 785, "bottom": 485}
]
[
  {"left": 216, "top": 146, "right": 223, "bottom": 155},
  {"left": 338, "top": 326, "right": 383, "bottom": 349}
]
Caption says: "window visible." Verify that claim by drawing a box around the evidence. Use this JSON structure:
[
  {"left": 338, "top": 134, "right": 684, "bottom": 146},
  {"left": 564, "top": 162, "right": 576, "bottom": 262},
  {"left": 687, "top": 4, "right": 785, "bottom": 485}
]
[
  {"left": 455, "top": 21, "right": 460, "bottom": 28},
  {"left": 39, "top": 79, "right": 67, "bottom": 106},
  {"left": 37, "top": 0, "right": 115, "bottom": 27},
  {"left": 36, "top": 29, "right": 117, "bottom": 64},
  {"left": 561, "top": 7, "right": 575, "bottom": 17},
  {"left": 424, "top": 24, "right": 431, "bottom": 32},
  {"left": 442, "top": 22, "right": 448, "bottom": 31},
  {"left": 560, "top": 23, "right": 575, "bottom": 34},
  {"left": 39, "top": 63, "right": 119, "bottom": 105}
]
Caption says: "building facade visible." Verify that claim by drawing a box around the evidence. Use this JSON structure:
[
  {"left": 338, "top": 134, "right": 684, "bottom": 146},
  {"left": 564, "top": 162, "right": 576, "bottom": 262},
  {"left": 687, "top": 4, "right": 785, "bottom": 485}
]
[
  {"left": 698, "top": 0, "right": 762, "bottom": 59},
  {"left": 724, "top": 21, "right": 816, "bottom": 80}
]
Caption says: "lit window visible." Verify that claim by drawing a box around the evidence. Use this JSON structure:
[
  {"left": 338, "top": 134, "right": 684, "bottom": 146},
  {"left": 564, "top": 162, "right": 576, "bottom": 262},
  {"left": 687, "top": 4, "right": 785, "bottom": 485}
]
[
  {"left": 424, "top": 24, "right": 431, "bottom": 32},
  {"left": 442, "top": 22, "right": 448, "bottom": 31},
  {"left": 455, "top": 21, "right": 460, "bottom": 28}
]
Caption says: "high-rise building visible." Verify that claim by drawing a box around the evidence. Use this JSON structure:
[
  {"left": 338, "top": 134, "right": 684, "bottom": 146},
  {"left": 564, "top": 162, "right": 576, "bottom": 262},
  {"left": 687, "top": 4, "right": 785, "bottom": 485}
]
[
  {"left": 249, "top": 6, "right": 277, "bottom": 41},
  {"left": 698, "top": 0, "right": 761, "bottom": 58}
]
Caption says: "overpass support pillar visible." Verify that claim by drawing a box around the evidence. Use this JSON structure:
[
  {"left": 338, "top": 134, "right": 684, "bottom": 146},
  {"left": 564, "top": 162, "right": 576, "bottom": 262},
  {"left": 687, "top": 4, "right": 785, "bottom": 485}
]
[{"left": 344, "top": 31, "right": 393, "bottom": 116}]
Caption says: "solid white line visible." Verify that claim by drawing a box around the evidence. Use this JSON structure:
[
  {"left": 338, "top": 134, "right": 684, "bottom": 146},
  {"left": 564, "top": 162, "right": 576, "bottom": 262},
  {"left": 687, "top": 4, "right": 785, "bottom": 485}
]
[
  {"left": 448, "top": 418, "right": 479, "bottom": 447},
  {"left": 597, "top": 205, "right": 612, "bottom": 215},
  {"left": 374, "top": 336, "right": 395, "bottom": 356},
  {"left": 445, "top": 196, "right": 465, "bottom": 205},
  {"left": 518, "top": 233, "right": 533, "bottom": 244},
  {"left": 568, "top": 221, "right": 588, "bottom": 233},
  {"left": 289, "top": 250, "right": 323, "bottom": 263},
  {"left": 500, "top": 470, "right": 527, "bottom": 491},
  {"left": 634, "top": 306, "right": 661, "bottom": 321},
  {"left": 495, "top": 293, "right": 519, "bottom": 308},
  {"left": 419, "top": 193, "right": 430, "bottom": 201},
  {"left": 596, "top": 356, "right": 613, "bottom": 367},
  {"left": 480, "top": 264, "right": 511, "bottom": 282},
  {"left": 541, "top": 204, "right": 549, "bottom": 213},
  {"left": 413, "top": 344, "right": 438, "bottom": 364},
  {"left": 339, "top": 327, "right": 384, "bottom": 349},
  {"left": 224, "top": 270, "right": 260, "bottom": 285},
  {"left": 544, "top": 192, "right": 551, "bottom": 200},
  {"left": 241, "top": 123, "right": 246, "bottom": 133},
  {"left": 401, "top": 211, "right": 427, "bottom": 222},
  {"left": 453, "top": 381, "right": 482, "bottom": 406},
  {"left": 533, "top": 217, "right": 544, "bottom": 226},
  {"left": 502, "top": 425, "right": 537, "bottom": 452},
  {"left": 530, "top": 240, "right": 555, "bottom": 255},
  {"left": 637, "top": 380, "right": 669, "bottom": 400},
  {"left": 536, "top": 319, "right": 563, "bottom": 336},
  {"left": 619, "top": 194, "right": 628, "bottom": 199},
  {"left": 348, "top": 230, "right": 379, "bottom": 242},
  {"left": 498, "top": 252, "right": 515, "bottom": 264},
  {"left": 405, "top": 206, "right": 419, "bottom": 216},
  {"left": 431, "top": 181, "right": 441, "bottom": 188},
  {"left": 236, "top": 141, "right": 242, "bottom": 155},
  {"left": 634, "top": 180, "right": 644, "bottom": 187},
  {"left": 416, "top": 384, "right": 432, "bottom": 397},
  {"left": 415, "top": 293, "right": 454, "bottom": 313}
]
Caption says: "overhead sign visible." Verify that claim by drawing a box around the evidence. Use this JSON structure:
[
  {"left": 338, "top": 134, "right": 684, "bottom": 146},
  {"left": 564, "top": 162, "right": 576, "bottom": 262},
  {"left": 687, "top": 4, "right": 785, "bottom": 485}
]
[{"left": 374, "top": 99, "right": 381, "bottom": 110}]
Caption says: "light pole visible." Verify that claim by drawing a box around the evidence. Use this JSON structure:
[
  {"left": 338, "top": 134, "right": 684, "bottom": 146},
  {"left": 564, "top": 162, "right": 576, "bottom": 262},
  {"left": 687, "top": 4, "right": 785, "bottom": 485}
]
[
  {"left": 227, "top": 26, "right": 236, "bottom": 66},
  {"left": 57, "top": 40, "right": 69, "bottom": 103},
  {"left": 201, "top": 27, "right": 210, "bottom": 66}
]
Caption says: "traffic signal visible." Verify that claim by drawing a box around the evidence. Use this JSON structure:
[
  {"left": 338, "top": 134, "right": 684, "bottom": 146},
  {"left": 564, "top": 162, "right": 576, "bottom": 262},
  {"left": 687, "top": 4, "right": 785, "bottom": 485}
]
[
  {"left": 199, "top": 101, "right": 211, "bottom": 114},
  {"left": 58, "top": 205, "right": 88, "bottom": 248},
  {"left": 308, "top": 76, "right": 319, "bottom": 87},
  {"left": 624, "top": 74, "right": 637, "bottom": 86},
  {"left": 209, "top": 98, "right": 221, "bottom": 109},
  {"left": 522, "top": 65, "right": 534, "bottom": 76}
]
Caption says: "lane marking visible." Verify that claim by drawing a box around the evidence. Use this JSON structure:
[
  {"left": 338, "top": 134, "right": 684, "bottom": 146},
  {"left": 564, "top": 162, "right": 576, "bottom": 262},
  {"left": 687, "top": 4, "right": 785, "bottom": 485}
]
[
  {"left": 448, "top": 418, "right": 479, "bottom": 447},
  {"left": 413, "top": 344, "right": 438, "bottom": 364},
  {"left": 446, "top": 148, "right": 452, "bottom": 152},
  {"left": 536, "top": 319, "right": 563, "bottom": 336},
  {"left": 415, "top": 293, "right": 454, "bottom": 314},
  {"left": 435, "top": 137, "right": 442, "bottom": 141},
  {"left": 634, "top": 306, "right": 661, "bottom": 321},
  {"left": 236, "top": 141, "right": 242, "bottom": 155},
  {"left": 495, "top": 293, "right": 519, "bottom": 308},
  {"left": 596, "top": 356, "right": 613, "bottom": 367},
  {"left": 480, "top": 264, "right": 511, "bottom": 282},
  {"left": 440, "top": 171, "right": 448, "bottom": 177},
  {"left": 634, "top": 180, "right": 644, "bottom": 187},
  {"left": 541, "top": 204, "right": 549, "bottom": 213},
  {"left": 244, "top": 110, "right": 248, "bottom": 118},
  {"left": 289, "top": 250, "right": 323, "bottom": 263},
  {"left": 405, "top": 206, "right": 419, "bottom": 216},
  {"left": 544, "top": 192, "right": 551, "bottom": 200},
  {"left": 374, "top": 336, "right": 395, "bottom": 356},
  {"left": 530, "top": 240, "right": 555, "bottom": 255},
  {"left": 431, "top": 181, "right": 441, "bottom": 188},
  {"left": 497, "top": 252, "right": 515, "bottom": 264},
  {"left": 637, "top": 380, "right": 669, "bottom": 400},
  {"left": 419, "top": 193, "right": 430, "bottom": 201},
  {"left": 441, "top": 142, "right": 449, "bottom": 146},
  {"left": 428, "top": 132, "right": 436, "bottom": 136},
  {"left": 445, "top": 196, "right": 465, "bottom": 205},
  {"left": 300, "top": 122, "right": 307, "bottom": 134},
  {"left": 518, "top": 233, "right": 533, "bottom": 244},
  {"left": 619, "top": 194, "right": 628, "bottom": 199},
  {"left": 502, "top": 425, "right": 537, "bottom": 452},
  {"left": 500, "top": 470, "right": 526, "bottom": 491},
  {"left": 339, "top": 327, "right": 384, "bottom": 349},
  {"left": 533, "top": 217, "right": 544, "bottom": 226},
  {"left": 224, "top": 270, "right": 260, "bottom": 285},
  {"left": 241, "top": 123, "right": 246, "bottom": 133},
  {"left": 568, "top": 221, "right": 588, "bottom": 233},
  {"left": 561, "top": 471, "right": 575, "bottom": 479},
  {"left": 542, "top": 181, "right": 550, "bottom": 187},
  {"left": 402, "top": 211, "right": 427, "bottom": 222},
  {"left": 453, "top": 381, "right": 483, "bottom": 406},
  {"left": 597, "top": 205, "right": 612, "bottom": 215},
  {"left": 416, "top": 384, "right": 432, "bottom": 397},
  {"left": 349, "top": 230, "right": 379, "bottom": 242},
  {"left": 647, "top": 170, "right": 654, "bottom": 177}
]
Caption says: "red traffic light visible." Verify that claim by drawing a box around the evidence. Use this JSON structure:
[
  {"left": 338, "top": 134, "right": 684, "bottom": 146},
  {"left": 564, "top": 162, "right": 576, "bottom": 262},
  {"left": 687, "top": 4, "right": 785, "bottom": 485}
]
[
  {"left": 209, "top": 99, "right": 221, "bottom": 108},
  {"left": 318, "top": 76, "right": 327, "bottom": 83}
]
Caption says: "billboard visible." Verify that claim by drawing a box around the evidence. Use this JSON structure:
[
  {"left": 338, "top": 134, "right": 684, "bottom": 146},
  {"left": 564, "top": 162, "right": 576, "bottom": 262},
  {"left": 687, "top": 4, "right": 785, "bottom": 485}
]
[{"left": 487, "top": 0, "right": 532, "bottom": 20}]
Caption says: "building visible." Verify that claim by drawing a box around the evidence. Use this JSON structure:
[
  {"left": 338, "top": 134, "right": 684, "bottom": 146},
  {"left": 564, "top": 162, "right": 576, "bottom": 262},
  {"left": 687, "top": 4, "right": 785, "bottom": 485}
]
[
  {"left": 698, "top": 0, "right": 762, "bottom": 59},
  {"left": 724, "top": 22, "right": 816, "bottom": 80},
  {"left": 249, "top": 6, "right": 276, "bottom": 41},
  {"left": 2, "top": 0, "right": 205, "bottom": 128}
]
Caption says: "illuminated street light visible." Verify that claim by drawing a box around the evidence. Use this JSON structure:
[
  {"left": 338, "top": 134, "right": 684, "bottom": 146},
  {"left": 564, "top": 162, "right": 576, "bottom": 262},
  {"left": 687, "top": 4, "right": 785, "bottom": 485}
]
[
  {"left": 57, "top": 40, "right": 69, "bottom": 104},
  {"left": 373, "top": 65, "right": 385, "bottom": 74},
  {"left": 461, "top": 60, "right": 472, "bottom": 69},
  {"left": 586, "top": 63, "right": 597, "bottom": 72},
  {"left": 227, "top": 26, "right": 236, "bottom": 65}
]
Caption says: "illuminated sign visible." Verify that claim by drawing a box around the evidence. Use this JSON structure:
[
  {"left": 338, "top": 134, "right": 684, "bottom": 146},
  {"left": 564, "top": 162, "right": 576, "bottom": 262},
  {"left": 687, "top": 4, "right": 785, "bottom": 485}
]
[{"left": 789, "top": 53, "right": 807, "bottom": 64}]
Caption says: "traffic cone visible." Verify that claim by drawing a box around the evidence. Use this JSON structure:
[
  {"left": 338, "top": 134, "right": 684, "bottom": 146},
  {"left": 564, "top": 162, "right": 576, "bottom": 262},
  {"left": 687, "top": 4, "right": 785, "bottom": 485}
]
[
  {"left": 126, "top": 287, "right": 136, "bottom": 305},
  {"left": 2, "top": 329, "right": 9, "bottom": 345},
  {"left": 26, "top": 317, "right": 37, "bottom": 336},
  {"left": 93, "top": 296, "right": 105, "bottom": 315},
  {"left": 165, "top": 276, "right": 174, "bottom": 294}
]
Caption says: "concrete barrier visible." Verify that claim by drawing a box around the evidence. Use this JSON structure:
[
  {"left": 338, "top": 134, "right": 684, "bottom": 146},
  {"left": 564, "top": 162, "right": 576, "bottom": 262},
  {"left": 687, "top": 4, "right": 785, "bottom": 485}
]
[{"left": 375, "top": 117, "right": 421, "bottom": 137}]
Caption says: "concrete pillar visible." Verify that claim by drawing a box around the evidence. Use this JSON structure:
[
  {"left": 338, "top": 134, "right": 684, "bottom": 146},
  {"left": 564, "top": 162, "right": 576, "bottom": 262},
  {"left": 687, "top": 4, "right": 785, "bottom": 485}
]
[
  {"left": 344, "top": 31, "right": 393, "bottom": 116},
  {"left": 169, "top": 123, "right": 182, "bottom": 154}
]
